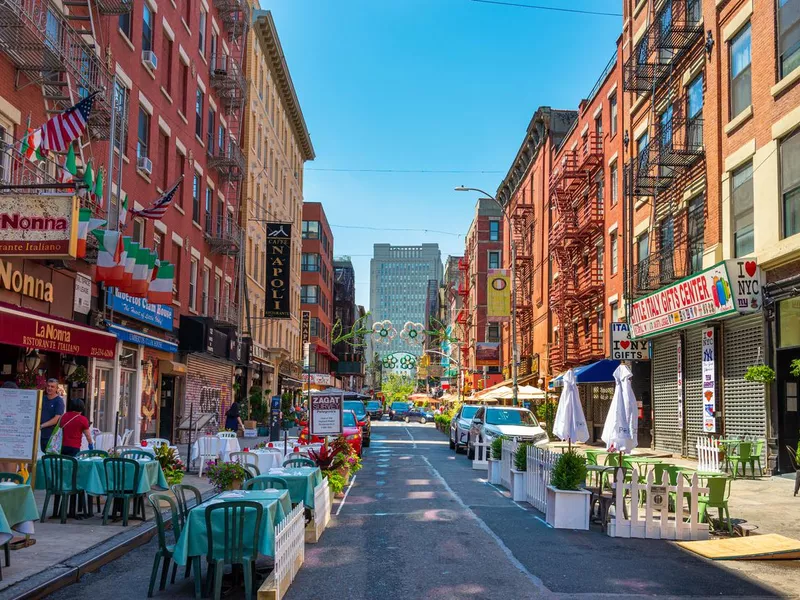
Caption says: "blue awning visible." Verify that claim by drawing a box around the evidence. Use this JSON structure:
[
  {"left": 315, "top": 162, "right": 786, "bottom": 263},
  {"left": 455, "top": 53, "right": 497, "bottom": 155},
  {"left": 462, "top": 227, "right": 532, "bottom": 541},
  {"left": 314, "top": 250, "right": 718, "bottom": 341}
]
[{"left": 549, "top": 359, "right": 620, "bottom": 388}]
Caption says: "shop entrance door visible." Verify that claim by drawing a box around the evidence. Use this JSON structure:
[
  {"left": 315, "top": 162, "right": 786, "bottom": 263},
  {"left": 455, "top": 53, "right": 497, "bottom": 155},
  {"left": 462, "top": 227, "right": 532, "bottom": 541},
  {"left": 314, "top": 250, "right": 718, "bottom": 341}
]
[
  {"left": 159, "top": 376, "right": 175, "bottom": 441},
  {"left": 777, "top": 348, "right": 800, "bottom": 473},
  {"left": 91, "top": 366, "right": 113, "bottom": 432}
]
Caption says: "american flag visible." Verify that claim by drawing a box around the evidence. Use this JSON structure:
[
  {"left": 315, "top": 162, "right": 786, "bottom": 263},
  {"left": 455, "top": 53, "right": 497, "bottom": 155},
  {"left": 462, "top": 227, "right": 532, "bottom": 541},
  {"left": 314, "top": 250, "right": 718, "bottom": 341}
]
[
  {"left": 132, "top": 178, "right": 183, "bottom": 220},
  {"left": 40, "top": 92, "right": 98, "bottom": 155}
]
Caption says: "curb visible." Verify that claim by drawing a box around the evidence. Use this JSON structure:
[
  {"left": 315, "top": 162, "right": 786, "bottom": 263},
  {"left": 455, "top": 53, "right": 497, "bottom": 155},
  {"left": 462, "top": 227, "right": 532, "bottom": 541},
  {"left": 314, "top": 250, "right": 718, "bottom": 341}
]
[{"left": 0, "top": 489, "right": 216, "bottom": 600}]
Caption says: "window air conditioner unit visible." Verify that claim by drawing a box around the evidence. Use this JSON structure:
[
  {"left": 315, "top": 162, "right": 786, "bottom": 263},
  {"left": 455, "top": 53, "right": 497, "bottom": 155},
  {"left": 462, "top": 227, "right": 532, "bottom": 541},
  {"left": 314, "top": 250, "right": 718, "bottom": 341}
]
[
  {"left": 137, "top": 156, "right": 153, "bottom": 175},
  {"left": 142, "top": 50, "right": 158, "bottom": 71}
]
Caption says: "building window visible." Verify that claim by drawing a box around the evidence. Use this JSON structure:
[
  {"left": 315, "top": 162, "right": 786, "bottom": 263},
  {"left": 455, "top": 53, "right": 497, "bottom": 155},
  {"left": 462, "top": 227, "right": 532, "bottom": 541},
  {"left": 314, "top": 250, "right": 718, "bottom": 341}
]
[
  {"left": 610, "top": 162, "right": 618, "bottom": 206},
  {"left": 301, "top": 285, "right": 318, "bottom": 304},
  {"left": 594, "top": 114, "right": 602, "bottom": 138},
  {"left": 163, "top": 37, "right": 173, "bottom": 94},
  {"left": 189, "top": 258, "right": 198, "bottom": 311},
  {"left": 132, "top": 217, "right": 144, "bottom": 244},
  {"left": 142, "top": 4, "right": 154, "bottom": 52},
  {"left": 207, "top": 108, "right": 215, "bottom": 154},
  {"left": 192, "top": 173, "right": 200, "bottom": 223},
  {"left": 597, "top": 310, "right": 604, "bottom": 338},
  {"left": 488, "top": 251, "right": 500, "bottom": 270},
  {"left": 732, "top": 161, "right": 754, "bottom": 256},
  {"left": 198, "top": 10, "right": 206, "bottom": 54},
  {"left": 687, "top": 195, "right": 705, "bottom": 274},
  {"left": 596, "top": 242, "right": 604, "bottom": 278},
  {"left": 779, "top": 0, "right": 800, "bottom": 79},
  {"left": 159, "top": 132, "right": 169, "bottom": 188},
  {"left": 302, "top": 220, "right": 320, "bottom": 239},
  {"left": 611, "top": 301, "right": 619, "bottom": 323},
  {"left": 119, "top": 11, "right": 132, "bottom": 38},
  {"left": 489, "top": 220, "right": 500, "bottom": 241},
  {"left": 487, "top": 323, "right": 500, "bottom": 343},
  {"left": 205, "top": 188, "right": 213, "bottom": 234},
  {"left": 179, "top": 62, "right": 189, "bottom": 115},
  {"left": 610, "top": 93, "right": 618, "bottom": 137},
  {"left": 636, "top": 132, "right": 649, "bottom": 172},
  {"left": 176, "top": 151, "right": 186, "bottom": 208},
  {"left": 214, "top": 275, "right": 221, "bottom": 317},
  {"left": 172, "top": 242, "right": 182, "bottom": 298},
  {"left": 113, "top": 83, "right": 129, "bottom": 153},
  {"left": 687, "top": 73, "right": 704, "bottom": 149},
  {"left": 202, "top": 268, "right": 210, "bottom": 314},
  {"left": 659, "top": 216, "right": 675, "bottom": 283},
  {"left": 301, "top": 253, "right": 320, "bottom": 272},
  {"left": 136, "top": 107, "right": 150, "bottom": 158},
  {"left": 637, "top": 231, "right": 650, "bottom": 290},
  {"left": 730, "top": 23, "right": 752, "bottom": 119},
  {"left": 781, "top": 127, "right": 800, "bottom": 238},
  {"left": 195, "top": 89, "right": 204, "bottom": 139},
  {"left": 610, "top": 232, "right": 618, "bottom": 275},
  {"left": 596, "top": 173, "right": 604, "bottom": 208}
]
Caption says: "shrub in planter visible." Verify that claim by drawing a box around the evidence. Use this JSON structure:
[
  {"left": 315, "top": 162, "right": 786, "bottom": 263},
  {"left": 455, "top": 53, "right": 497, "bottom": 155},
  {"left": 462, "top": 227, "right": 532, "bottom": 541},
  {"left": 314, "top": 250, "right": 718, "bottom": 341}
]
[
  {"left": 514, "top": 442, "right": 530, "bottom": 471},
  {"left": 550, "top": 450, "right": 587, "bottom": 491},
  {"left": 327, "top": 471, "right": 346, "bottom": 496},
  {"left": 744, "top": 365, "right": 776, "bottom": 384},
  {"left": 207, "top": 461, "right": 249, "bottom": 492},
  {"left": 546, "top": 450, "right": 590, "bottom": 530},
  {"left": 491, "top": 436, "right": 504, "bottom": 460}
]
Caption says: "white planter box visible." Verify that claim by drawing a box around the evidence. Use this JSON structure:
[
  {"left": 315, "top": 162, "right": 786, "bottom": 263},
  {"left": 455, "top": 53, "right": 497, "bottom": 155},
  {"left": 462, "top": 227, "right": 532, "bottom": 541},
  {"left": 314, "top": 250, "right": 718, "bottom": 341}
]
[
  {"left": 487, "top": 458, "right": 501, "bottom": 485},
  {"left": 545, "top": 485, "right": 590, "bottom": 530},
  {"left": 511, "top": 468, "right": 526, "bottom": 502}
]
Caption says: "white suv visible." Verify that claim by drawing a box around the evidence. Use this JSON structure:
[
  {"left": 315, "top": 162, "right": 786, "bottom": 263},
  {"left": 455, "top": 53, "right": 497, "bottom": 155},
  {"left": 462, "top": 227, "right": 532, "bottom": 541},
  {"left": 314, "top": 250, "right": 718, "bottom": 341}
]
[
  {"left": 467, "top": 406, "right": 549, "bottom": 459},
  {"left": 449, "top": 404, "right": 480, "bottom": 452}
]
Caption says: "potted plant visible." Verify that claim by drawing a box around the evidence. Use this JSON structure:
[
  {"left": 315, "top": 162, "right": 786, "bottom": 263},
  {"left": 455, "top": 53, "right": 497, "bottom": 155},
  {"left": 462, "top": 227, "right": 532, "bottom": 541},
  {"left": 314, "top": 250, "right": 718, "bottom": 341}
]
[
  {"left": 546, "top": 451, "right": 590, "bottom": 530},
  {"left": 744, "top": 365, "right": 776, "bottom": 384},
  {"left": 488, "top": 436, "right": 503, "bottom": 485},
  {"left": 206, "top": 461, "right": 249, "bottom": 492},
  {"left": 154, "top": 444, "right": 185, "bottom": 487},
  {"left": 511, "top": 442, "right": 529, "bottom": 501},
  {"left": 327, "top": 471, "right": 346, "bottom": 498}
]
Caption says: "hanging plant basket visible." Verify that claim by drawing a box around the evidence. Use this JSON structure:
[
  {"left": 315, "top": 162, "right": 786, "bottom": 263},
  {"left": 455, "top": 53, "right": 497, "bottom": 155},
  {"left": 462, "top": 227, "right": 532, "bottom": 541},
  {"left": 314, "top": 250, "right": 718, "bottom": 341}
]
[{"left": 743, "top": 365, "right": 776, "bottom": 384}]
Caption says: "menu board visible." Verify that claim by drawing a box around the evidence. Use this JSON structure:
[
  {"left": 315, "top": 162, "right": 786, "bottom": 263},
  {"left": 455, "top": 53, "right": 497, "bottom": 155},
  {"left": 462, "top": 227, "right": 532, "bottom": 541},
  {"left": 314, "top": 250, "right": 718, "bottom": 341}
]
[
  {"left": 0, "top": 389, "right": 41, "bottom": 461},
  {"left": 310, "top": 393, "right": 343, "bottom": 437}
]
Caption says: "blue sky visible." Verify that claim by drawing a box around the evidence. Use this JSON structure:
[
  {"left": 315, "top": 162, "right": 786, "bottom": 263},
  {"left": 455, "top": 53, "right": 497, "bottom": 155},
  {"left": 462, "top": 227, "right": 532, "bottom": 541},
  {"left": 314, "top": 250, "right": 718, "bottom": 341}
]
[{"left": 266, "top": 0, "right": 623, "bottom": 308}]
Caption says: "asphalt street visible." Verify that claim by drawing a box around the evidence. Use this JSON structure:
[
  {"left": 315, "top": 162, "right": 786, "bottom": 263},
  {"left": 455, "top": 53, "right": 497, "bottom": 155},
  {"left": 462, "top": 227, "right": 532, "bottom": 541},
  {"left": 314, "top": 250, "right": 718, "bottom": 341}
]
[{"left": 46, "top": 421, "right": 782, "bottom": 600}]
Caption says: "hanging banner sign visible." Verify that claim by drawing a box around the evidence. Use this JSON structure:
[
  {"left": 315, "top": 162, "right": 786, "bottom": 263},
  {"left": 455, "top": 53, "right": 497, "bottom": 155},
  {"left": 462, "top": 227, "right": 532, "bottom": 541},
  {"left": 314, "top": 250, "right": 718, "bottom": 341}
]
[
  {"left": 487, "top": 269, "right": 510, "bottom": 321},
  {"left": 309, "top": 392, "right": 343, "bottom": 436},
  {"left": 301, "top": 310, "right": 310, "bottom": 345},
  {"left": 629, "top": 260, "right": 763, "bottom": 339},
  {"left": 476, "top": 342, "right": 500, "bottom": 366},
  {"left": 107, "top": 288, "right": 174, "bottom": 331},
  {"left": 701, "top": 327, "right": 716, "bottom": 433},
  {"left": 303, "top": 342, "right": 310, "bottom": 371},
  {"left": 264, "top": 223, "right": 292, "bottom": 319},
  {"left": 676, "top": 337, "right": 684, "bottom": 430},
  {"left": 0, "top": 194, "right": 78, "bottom": 258},
  {"left": 609, "top": 322, "right": 651, "bottom": 360}
]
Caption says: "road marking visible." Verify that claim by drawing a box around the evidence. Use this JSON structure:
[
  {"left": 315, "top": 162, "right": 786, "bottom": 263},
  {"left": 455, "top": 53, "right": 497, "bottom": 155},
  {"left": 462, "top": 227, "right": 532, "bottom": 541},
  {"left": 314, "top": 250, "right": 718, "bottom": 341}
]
[
  {"left": 419, "top": 454, "right": 550, "bottom": 594},
  {"left": 403, "top": 427, "right": 417, "bottom": 449},
  {"left": 370, "top": 439, "right": 448, "bottom": 445},
  {"left": 335, "top": 474, "right": 357, "bottom": 516}
]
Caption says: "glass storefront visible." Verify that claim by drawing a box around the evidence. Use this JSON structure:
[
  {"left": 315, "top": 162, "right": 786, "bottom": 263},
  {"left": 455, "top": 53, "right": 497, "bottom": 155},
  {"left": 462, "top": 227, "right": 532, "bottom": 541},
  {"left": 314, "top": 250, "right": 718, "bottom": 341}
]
[
  {"left": 91, "top": 366, "right": 113, "bottom": 432},
  {"left": 119, "top": 344, "right": 139, "bottom": 435}
]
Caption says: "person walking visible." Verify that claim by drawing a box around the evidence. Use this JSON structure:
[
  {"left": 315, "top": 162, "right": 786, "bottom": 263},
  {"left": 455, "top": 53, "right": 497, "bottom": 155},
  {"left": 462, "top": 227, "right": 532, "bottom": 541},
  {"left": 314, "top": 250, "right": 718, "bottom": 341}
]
[
  {"left": 224, "top": 398, "right": 244, "bottom": 432},
  {"left": 40, "top": 378, "right": 65, "bottom": 452},
  {"left": 59, "top": 399, "right": 93, "bottom": 457}
]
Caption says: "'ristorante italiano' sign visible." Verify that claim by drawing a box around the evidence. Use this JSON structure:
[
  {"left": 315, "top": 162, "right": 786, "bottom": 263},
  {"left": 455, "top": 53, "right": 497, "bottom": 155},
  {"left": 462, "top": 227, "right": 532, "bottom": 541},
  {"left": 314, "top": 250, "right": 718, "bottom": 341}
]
[
  {"left": 629, "top": 259, "right": 762, "bottom": 339},
  {"left": 264, "top": 222, "right": 292, "bottom": 319},
  {"left": 0, "top": 194, "right": 78, "bottom": 258}
]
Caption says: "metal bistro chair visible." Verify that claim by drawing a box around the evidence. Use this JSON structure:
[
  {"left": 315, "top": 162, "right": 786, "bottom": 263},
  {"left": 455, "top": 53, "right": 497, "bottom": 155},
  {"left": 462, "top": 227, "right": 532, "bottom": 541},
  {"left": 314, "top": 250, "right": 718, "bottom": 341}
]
[
  {"left": 147, "top": 492, "right": 182, "bottom": 597},
  {"left": 748, "top": 439, "right": 765, "bottom": 477},
  {"left": 103, "top": 457, "right": 145, "bottom": 526},
  {"left": 728, "top": 441, "right": 753, "bottom": 479},
  {"left": 171, "top": 483, "right": 203, "bottom": 582},
  {"left": 242, "top": 476, "right": 288, "bottom": 491},
  {"left": 40, "top": 455, "right": 86, "bottom": 524},
  {"left": 121, "top": 429, "right": 134, "bottom": 445},
  {"left": 204, "top": 501, "right": 263, "bottom": 600},
  {"left": 76, "top": 450, "right": 110, "bottom": 514},
  {"left": 282, "top": 456, "right": 315, "bottom": 469}
]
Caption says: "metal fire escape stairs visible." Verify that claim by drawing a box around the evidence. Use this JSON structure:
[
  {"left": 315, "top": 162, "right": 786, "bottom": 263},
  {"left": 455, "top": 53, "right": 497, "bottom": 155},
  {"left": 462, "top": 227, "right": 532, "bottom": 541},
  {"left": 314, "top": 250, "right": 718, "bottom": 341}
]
[{"left": 512, "top": 199, "right": 535, "bottom": 376}]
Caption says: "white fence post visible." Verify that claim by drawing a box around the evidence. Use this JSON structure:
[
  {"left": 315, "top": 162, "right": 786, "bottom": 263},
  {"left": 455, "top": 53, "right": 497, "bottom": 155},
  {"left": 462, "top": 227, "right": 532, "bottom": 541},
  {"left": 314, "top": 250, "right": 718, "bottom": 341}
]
[
  {"left": 306, "top": 477, "right": 331, "bottom": 543},
  {"left": 472, "top": 439, "right": 491, "bottom": 470},
  {"left": 260, "top": 503, "right": 306, "bottom": 599},
  {"left": 500, "top": 439, "right": 517, "bottom": 490},
  {"left": 696, "top": 437, "right": 722, "bottom": 473},
  {"left": 525, "top": 445, "right": 557, "bottom": 513}
]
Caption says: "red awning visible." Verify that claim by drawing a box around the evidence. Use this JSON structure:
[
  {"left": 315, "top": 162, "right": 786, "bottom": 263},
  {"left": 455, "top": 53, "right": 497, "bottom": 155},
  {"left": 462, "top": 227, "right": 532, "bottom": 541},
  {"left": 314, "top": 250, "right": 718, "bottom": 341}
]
[{"left": 0, "top": 302, "right": 116, "bottom": 359}]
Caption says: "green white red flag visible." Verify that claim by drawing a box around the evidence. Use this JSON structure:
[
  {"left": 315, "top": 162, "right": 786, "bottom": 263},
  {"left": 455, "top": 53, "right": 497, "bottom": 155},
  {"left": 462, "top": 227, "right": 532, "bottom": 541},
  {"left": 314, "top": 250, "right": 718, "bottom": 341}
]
[
  {"left": 91, "top": 229, "right": 124, "bottom": 283},
  {"left": 148, "top": 261, "right": 174, "bottom": 305}
]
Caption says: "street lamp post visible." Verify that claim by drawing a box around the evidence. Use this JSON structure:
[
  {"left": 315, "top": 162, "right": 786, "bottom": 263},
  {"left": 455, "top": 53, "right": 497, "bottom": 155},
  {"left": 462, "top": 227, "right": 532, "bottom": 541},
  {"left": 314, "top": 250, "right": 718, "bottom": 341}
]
[
  {"left": 455, "top": 186, "right": 519, "bottom": 406},
  {"left": 423, "top": 348, "right": 462, "bottom": 403}
]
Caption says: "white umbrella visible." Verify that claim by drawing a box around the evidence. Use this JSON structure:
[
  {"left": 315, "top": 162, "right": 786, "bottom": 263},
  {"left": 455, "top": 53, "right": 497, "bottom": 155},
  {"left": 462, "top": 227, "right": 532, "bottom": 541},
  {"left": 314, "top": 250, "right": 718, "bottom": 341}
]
[
  {"left": 552, "top": 369, "right": 589, "bottom": 447},
  {"left": 601, "top": 364, "right": 639, "bottom": 453}
]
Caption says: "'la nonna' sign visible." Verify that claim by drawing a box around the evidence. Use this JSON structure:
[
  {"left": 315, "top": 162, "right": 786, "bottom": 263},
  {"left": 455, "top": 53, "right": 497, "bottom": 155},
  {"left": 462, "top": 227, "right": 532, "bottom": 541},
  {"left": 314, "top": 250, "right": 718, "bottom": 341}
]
[
  {"left": 629, "top": 260, "right": 762, "bottom": 339},
  {"left": 0, "top": 195, "right": 78, "bottom": 259}
]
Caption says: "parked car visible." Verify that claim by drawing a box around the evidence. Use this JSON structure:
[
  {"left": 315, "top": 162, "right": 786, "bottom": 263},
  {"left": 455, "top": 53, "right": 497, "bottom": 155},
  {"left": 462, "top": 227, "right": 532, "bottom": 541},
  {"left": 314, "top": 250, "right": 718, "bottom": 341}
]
[
  {"left": 343, "top": 400, "right": 371, "bottom": 447},
  {"left": 467, "top": 406, "right": 548, "bottom": 460},
  {"left": 298, "top": 409, "right": 363, "bottom": 456},
  {"left": 389, "top": 401, "right": 411, "bottom": 421},
  {"left": 449, "top": 404, "right": 480, "bottom": 452},
  {"left": 365, "top": 400, "right": 384, "bottom": 420},
  {"left": 403, "top": 407, "right": 433, "bottom": 424}
]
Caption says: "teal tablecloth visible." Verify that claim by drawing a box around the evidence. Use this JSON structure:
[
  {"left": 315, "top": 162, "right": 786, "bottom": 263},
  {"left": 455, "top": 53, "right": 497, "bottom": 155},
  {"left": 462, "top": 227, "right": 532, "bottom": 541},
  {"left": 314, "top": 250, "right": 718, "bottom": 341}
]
[
  {"left": 172, "top": 489, "right": 290, "bottom": 566},
  {"left": 35, "top": 458, "right": 168, "bottom": 495},
  {"left": 0, "top": 484, "right": 39, "bottom": 543},
  {"left": 267, "top": 467, "right": 322, "bottom": 508}
]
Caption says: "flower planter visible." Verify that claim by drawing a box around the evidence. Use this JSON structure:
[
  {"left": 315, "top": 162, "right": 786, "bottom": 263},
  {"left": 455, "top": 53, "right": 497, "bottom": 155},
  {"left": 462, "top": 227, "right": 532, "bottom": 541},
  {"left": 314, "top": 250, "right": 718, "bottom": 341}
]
[
  {"left": 510, "top": 468, "right": 527, "bottom": 502},
  {"left": 545, "top": 486, "right": 590, "bottom": 530},
  {"left": 336, "top": 467, "right": 351, "bottom": 485},
  {"left": 244, "top": 420, "right": 257, "bottom": 430},
  {"left": 487, "top": 459, "right": 502, "bottom": 485},
  {"left": 228, "top": 479, "right": 243, "bottom": 491}
]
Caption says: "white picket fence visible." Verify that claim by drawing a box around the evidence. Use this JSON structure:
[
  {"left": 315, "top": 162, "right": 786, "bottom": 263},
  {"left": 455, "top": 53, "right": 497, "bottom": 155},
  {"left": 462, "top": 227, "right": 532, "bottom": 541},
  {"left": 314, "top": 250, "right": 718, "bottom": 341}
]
[
  {"left": 472, "top": 439, "right": 491, "bottom": 470},
  {"left": 310, "top": 477, "right": 331, "bottom": 541},
  {"left": 500, "top": 439, "right": 518, "bottom": 490},
  {"left": 263, "top": 502, "right": 306, "bottom": 598},
  {"left": 696, "top": 437, "right": 723, "bottom": 473},
  {"left": 607, "top": 467, "right": 710, "bottom": 541},
  {"left": 525, "top": 445, "right": 559, "bottom": 512}
]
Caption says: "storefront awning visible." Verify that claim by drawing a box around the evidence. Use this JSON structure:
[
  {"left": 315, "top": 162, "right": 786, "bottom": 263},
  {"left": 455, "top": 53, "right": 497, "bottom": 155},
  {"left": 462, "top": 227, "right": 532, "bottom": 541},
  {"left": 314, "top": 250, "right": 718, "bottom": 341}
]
[
  {"left": 550, "top": 359, "right": 620, "bottom": 388},
  {"left": 108, "top": 324, "right": 178, "bottom": 353},
  {"left": 0, "top": 302, "right": 116, "bottom": 359}
]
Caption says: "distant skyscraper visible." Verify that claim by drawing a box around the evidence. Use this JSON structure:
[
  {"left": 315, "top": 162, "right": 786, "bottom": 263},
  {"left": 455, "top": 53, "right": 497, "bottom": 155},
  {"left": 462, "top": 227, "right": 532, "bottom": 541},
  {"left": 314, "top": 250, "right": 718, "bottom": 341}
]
[{"left": 370, "top": 244, "right": 443, "bottom": 357}]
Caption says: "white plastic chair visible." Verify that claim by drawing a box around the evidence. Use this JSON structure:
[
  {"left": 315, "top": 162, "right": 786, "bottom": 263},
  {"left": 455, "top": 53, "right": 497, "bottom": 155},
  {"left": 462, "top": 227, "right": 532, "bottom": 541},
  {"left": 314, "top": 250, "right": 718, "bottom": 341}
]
[
  {"left": 217, "top": 431, "right": 237, "bottom": 439},
  {"left": 196, "top": 436, "right": 221, "bottom": 477},
  {"left": 143, "top": 438, "right": 170, "bottom": 450},
  {"left": 121, "top": 429, "right": 134, "bottom": 445},
  {"left": 229, "top": 451, "right": 260, "bottom": 472},
  {"left": 95, "top": 432, "right": 118, "bottom": 452}
]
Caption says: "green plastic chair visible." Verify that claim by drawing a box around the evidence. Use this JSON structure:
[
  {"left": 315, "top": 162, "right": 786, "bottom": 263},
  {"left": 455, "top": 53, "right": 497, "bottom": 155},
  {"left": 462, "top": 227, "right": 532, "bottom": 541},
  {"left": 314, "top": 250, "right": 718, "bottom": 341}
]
[
  {"left": 584, "top": 450, "right": 599, "bottom": 466},
  {"left": 697, "top": 476, "right": 732, "bottom": 534},
  {"left": 604, "top": 453, "right": 621, "bottom": 467},
  {"left": 728, "top": 442, "right": 753, "bottom": 479},
  {"left": 283, "top": 457, "right": 315, "bottom": 469},
  {"left": 147, "top": 493, "right": 182, "bottom": 597},
  {"left": 242, "top": 476, "right": 289, "bottom": 491},
  {"left": 170, "top": 484, "right": 202, "bottom": 582},
  {"left": 0, "top": 473, "right": 23, "bottom": 484},
  {"left": 243, "top": 463, "right": 260, "bottom": 478},
  {"left": 120, "top": 449, "right": 155, "bottom": 461},
  {"left": 41, "top": 455, "right": 85, "bottom": 524},
  {"left": 204, "top": 501, "right": 263, "bottom": 600},
  {"left": 747, "top": 440, "right": 765, "bottom": 477},
  {"left": 103, "top": 457, "right": 144, "bottom": 526}
]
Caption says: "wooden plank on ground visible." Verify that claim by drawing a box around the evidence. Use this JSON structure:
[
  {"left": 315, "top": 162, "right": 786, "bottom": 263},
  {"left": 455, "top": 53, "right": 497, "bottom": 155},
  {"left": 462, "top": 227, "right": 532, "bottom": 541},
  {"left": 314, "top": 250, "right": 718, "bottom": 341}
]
[{"left": 677, "top": 534, "right": 800, "bottom": 560}]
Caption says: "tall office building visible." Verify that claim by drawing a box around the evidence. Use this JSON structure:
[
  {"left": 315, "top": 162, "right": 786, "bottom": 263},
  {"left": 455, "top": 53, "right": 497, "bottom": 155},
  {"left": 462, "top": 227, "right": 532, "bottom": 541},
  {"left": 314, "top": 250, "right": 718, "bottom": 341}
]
[{"left": 370, "top": 244, "right": 443, "bottom": 357}]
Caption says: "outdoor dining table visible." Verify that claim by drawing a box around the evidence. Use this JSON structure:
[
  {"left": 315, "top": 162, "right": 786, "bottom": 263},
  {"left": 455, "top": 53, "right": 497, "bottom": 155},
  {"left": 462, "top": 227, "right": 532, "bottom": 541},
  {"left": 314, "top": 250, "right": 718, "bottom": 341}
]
[
  {"left": 190, "top": 436, "right": 241, "bottom": 464},
  {"left": 267, "top": 466, "right": 323, "bottom": 508},
  {"left": 247, "top": 449, "right": 284, "bottom": 473},
  {"left": 172, "top": 489, "right": 292, "bottom": 566},
  {"left": 0, "top": 483, "right": 38, "bottom": 545},
  {"left": 35, "top": 457, "right": 169, "bottom": 496}
]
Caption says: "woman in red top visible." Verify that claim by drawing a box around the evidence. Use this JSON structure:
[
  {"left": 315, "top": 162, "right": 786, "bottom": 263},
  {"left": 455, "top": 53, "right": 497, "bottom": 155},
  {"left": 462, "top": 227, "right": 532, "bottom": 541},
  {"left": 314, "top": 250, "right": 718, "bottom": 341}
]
[{"left": 60, "top": 399, "right": 94, "bottom": 457}]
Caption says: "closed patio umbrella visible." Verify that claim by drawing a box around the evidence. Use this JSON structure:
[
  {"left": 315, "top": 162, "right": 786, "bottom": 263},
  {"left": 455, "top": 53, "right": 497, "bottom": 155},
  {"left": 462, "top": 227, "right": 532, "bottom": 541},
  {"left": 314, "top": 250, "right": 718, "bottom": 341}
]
[
  {"left": 552, "top": 369, "right": 589, "bottom": 447},
  {"left": 601, "top": 364, "right": 638, "bottom": 453}
]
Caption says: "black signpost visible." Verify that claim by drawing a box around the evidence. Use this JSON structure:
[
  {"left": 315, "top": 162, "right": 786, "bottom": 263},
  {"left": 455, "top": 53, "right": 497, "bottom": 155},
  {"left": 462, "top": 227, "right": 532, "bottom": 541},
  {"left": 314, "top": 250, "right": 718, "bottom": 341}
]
[{"left": 269, "top": 394, "right": 281, "bottom": 441}]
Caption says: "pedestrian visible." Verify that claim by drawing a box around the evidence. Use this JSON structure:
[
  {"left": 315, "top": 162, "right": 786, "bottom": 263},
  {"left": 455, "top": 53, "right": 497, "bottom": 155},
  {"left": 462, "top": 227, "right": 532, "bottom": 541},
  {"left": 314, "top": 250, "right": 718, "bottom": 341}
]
[
  {"left": 224, "top": 398, "right": 244, "bottom": 432},
  {"left": 59, "top": 398, "right": 94, "bottom": 457},
  {"left": 40, "top": 378, "right": 66, "bottom": 452}
]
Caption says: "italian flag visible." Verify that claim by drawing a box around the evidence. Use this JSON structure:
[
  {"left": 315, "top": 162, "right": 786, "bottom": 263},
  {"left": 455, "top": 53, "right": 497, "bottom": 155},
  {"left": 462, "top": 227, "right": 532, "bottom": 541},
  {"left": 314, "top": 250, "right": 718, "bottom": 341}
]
[
  {"left": 76, "top": 209, "right": 107, "bottom": 259},
  {"left": 92, "top": 229, "right": 124, "bottom": 283},
  {"left": 129, "top": 247, "right": 155, "bottom": 297},
  {"left": 119, "top": 194, "right": 129, "bottom": 229},
  {"left": 148, "top": 261, "right": 173, "bottom": 305},
  {"left": 20, "top": 128, "right": 44, "bottom": 162},
  {"left": 81, "top": 160, "right": 94, "bottom": 198},
  {"left": 122, "top": 239, "right": 138, "bottom": 290},
  {"left": 59, "top": 145, "right": 78, "bottom": 185},
  {"left": 93, "top": 166, "right": 104, "bottom": 208}
]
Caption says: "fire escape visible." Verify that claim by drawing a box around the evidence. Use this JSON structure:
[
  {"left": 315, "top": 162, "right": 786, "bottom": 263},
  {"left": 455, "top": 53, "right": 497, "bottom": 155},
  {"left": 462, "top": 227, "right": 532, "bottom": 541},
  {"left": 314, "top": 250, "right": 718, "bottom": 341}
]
[
  {"left": 512, "top": 201, "right": 535, "bottom": 377},
  {"left": 0, "top": 0, "right": 129, "bottom": 215},
  {"left": 548, "top": 131, "right": 605, "bottom": 372},
  {"left": 623, "top": 0, "right": 704, "bottom": 298}
]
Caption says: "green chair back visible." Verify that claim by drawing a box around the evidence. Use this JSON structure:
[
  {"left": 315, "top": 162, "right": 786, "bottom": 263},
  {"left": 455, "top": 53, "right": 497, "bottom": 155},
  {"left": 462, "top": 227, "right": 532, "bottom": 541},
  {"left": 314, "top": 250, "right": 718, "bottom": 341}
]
[
  {"left": 604, "top": 453, "right": 620, "bottom": 467},
  {"left": 751, "top": 439, "right": 764, "bottom": 458},
  {"left": 733, "top": 442, "right": 752, "bottom": 460},
  {"left": 77, "top": 450, "right": 109, "bottom": 459},
  {"left": 120, "top": 449, "right": 154, "bottom": 461},
  {"left": 283, "top": 457, "right": 315, "bottom": 469},
  {"left": 204, "top": 501, "right": 263, "bottom": 563},
  {"left": 704, "top": 476, "right": 730, "bottom": 506},
  {"left": 242, "top": 476, "right": 289, "bottom": 491},
  {"left": 0, "top": 472, "right": 23, "bottom": 484},
  {"left": 148, "top": 492, "right": 181, "bottom": 552},
  {"left": 664, "top": 465, "right": 681, "bottom": 486},
  {"left": 651, "top": 464, "right": 674, "bottom": 486},
  {"left": 41, "top": 455, "right": 79, "bottom": 493},
  {"left": 585, "top": 451, "right": 599, "bottom": 466},
  {"left": 243, "top": 464, "right": 260, "bottom": 478},
  {"left": 103, "top": 457, "right": 140, "bottom": 494},
  {"left": 171, "top": 483, "right": 202, "bottom": 529}
]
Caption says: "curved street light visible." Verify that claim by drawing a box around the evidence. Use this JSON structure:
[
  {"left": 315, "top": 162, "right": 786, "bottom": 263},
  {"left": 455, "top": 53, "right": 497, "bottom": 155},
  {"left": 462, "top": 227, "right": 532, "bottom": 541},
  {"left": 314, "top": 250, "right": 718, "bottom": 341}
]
[{"left": 423, "top": 348, "right": 463, "bottom": 403}]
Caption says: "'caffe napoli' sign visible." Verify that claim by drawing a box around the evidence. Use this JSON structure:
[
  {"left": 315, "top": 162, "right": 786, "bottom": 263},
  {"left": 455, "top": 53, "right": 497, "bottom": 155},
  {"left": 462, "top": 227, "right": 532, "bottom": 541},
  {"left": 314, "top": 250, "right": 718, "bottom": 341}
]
[
  {"left": 264, "top": 223, "right": 292, "bottom": 319},
  {"left": 629, "top": 260, "right": 762, "bottom": 339}
]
